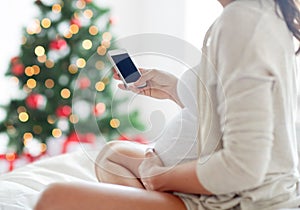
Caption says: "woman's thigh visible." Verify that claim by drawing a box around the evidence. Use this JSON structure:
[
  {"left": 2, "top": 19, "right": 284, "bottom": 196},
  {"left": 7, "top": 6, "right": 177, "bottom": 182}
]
[{"left": 35, "top": 182, "right": 187, "bottom": 210}]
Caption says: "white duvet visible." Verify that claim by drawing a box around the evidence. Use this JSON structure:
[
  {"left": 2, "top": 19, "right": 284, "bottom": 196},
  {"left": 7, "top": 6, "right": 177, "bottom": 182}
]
[
  {"left": 0, "top": 124, "right": 299, "bottom": 210},
  {"left": 0, "top": 150, "right": 99, "bottom": 210}
]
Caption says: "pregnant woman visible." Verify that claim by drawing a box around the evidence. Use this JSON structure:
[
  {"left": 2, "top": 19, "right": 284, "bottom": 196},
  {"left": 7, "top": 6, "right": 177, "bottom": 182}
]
[{"left": 35, "top": 0, "right": 300, "bottom": 209}]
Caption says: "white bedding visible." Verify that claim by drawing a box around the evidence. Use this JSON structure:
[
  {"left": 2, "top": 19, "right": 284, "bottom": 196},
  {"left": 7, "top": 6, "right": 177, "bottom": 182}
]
[
  {"left": 0, "top": 150, "right": 99, "bottom": 210},
  {"left": 0, "top": 124, "right": 299, "bottom": 210}
]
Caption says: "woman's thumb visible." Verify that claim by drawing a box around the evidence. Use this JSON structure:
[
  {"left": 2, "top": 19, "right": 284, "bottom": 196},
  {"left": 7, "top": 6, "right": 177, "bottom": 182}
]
[
  {"left": 145, "top": 148, "right": 155, "bottom": 158},
  {"left": 134, "top": 70, "right": 154, "bottom": 86}
]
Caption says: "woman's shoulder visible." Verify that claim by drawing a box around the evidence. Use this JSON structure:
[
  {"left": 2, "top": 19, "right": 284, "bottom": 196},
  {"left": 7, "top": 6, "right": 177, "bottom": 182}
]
[
  {"left": 217, "top": 0, "right": 274, "bottom": 29},
  {"left": 212, "top": 0, "right": 288, "bottom": 45}
]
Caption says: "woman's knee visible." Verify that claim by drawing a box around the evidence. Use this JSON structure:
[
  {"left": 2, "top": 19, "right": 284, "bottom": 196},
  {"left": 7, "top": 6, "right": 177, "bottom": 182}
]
[
  {"left": 34, "top": 183, "right": 66, "bottom": 210},
  {"left": 95, "top": 140, "right": 123, "bottom": 166}
]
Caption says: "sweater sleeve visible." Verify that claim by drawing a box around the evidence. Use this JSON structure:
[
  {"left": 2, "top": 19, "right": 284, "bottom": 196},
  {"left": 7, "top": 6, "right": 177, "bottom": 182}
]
[{"left": 195, "top": 3, "right": 282, "bottom": 194}]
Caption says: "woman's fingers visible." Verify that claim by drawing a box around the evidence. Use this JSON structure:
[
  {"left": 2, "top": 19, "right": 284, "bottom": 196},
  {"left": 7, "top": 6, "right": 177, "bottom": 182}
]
[
  {"left": 112, "top": 68, "right": 121, "bottom": 80},
  {"left": 117, "top": 83, "right": 127, "bottom": 90},
  {"left": 134, "top": 69, "right": 155, "bottom": 87}
]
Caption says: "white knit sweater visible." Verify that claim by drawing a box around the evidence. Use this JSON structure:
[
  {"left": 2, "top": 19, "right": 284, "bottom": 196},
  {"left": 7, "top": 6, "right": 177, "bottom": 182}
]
[{"left": 175, "top": 0, "right": 300, "bottom": 209}]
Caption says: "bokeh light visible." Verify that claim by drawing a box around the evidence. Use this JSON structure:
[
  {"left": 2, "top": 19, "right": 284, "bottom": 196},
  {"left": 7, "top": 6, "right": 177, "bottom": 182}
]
[
  {"left": 19, "top": 112, "right": 29, "bottom": 122},
  {"left": 45, "top": 79, "right": 55, "bottom": 89},
  {"left": 61, "top": 88, "right": 71, "bottom": 99},
  {"left": 95, "top": 81, "right": 105, "bottom": 91},
  {"left": 52, "top": 4, "right": 62, "bottom": 13},
  {"left": 89, "top": 26, "right": 98, "bottom": 35},
  {"left": 95, "top": 60, "right": 105, "bottom": 70},
  {"left": 27, "top": 78, "right": 37, "bottom": 89},
  {"left": 82, "top": 39, "right": 92, "bottom": 50},
  {"left": 68, "top": 64, "right": 78, "bottom": 74},
  {"left": 41, "top": 18, "right": 51, "bottom": 28},
  {"left": 35, "top": 46, "right": 45, "bottom": 56},
  {"left": 110, "top": 118, "right": 120, "bottom": 128},
  {"left": 76, "top": 58, "right": 86, "bottom": 68},
  {"left": 52, "top": 128, "right": 62, "bottom": 138},
  {"left": 97, "top": 45, "right": 107, "bottom": 56}
]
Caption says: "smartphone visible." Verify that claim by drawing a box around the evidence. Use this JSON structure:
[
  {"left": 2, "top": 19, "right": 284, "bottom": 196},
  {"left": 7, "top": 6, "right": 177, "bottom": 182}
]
[{"left": 107, "top": 49, "right": 146, "bottom": 88}]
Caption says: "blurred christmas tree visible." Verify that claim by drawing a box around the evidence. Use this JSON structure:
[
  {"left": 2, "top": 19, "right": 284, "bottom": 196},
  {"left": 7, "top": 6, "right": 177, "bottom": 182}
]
[{"left": 0, "top": 0, "right": 144, "bottom": 157}]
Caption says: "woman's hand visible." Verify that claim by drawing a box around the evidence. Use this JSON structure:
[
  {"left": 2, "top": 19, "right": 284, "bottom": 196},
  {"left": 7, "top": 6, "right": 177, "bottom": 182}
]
[
  {"left": 138, "top": 148, "right": 169, "bottom": 191},
  {"left": 113, "top": 68, "right": 184, "bottom": 108},
  {"left": 138, "top": 149, "right": 212, "bottom": 195}
]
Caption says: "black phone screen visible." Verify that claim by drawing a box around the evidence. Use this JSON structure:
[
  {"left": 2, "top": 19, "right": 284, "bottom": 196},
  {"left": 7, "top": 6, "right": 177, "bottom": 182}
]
[{"left": 111, "top": 53, "right": 141, "bottom": 83}]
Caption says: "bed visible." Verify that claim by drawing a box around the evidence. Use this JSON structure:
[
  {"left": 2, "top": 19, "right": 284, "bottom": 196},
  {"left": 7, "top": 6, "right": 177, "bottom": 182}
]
[
  {"left": 0, "top": 123, "right": 300, "bottom": 209},
  {"left": 0, "top": 150, "right": 99, "bottom": 210}
]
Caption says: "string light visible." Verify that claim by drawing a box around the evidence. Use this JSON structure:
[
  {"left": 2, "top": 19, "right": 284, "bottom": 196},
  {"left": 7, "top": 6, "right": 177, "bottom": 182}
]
[
  {"left": 102, "top": 77, "right": 110, "bottom": 85},
  {"left": 26, "top": 19, "right": 41, "bottom": 35},
  {"left": 69, "top": 114, "right": 79, "bottom": 124},
  {"left": 17, "top": 106, "right": 27, "bottom": 113},
  {"left": 23, "top": 84, "right": 32, "bottom": 94},
  {"left": 52, "top": 128, "right": 62, "bottom": 138},
  {"left": 70, "top": 24, "right": 79, "bottom": 34},
  {"left": 33, "top": 125, "right": 43, "bottom": 134},
  {"left": 6, "top": 153, "right": 16, "bottom": 162},
  {"left": 68, "top": 64, "right": 78, "bottom": 74},
  {"left": 47, "top": 115, "right": 56, "bottom": 124},
  {"left": 7, "top": 125, "right": 17, "bottom": 136},
  {"left": 10, "top": 76, "right": 19, "bottom": 85},
  {"left": 45, "top": 79, "right": 55, "bottom": 89},
  {"left": 95, "top": 61, "right": 105, "bottom": 70},
  {"left": 35, "top": 46, "right": 45, "bottom": 56},
  {"left": 23, "top": 132, "right": 33, "bottom": 140},
  {"left": 22, "top": 36, "right": 27, "bottom": 45},
  {"left": 52, "top": 4, "right": 62, "bottom": 13},
  {"left": 25, "top": 66, "right": 35, "bottom": 76},
  {"left": 97, "top": 45, "right": 107, "bottom": 56},
  {"left": 41, "top": 143, "right": 47, "bottom": 153},
  {"left": 61, "top": 88, "right": 71, "bottom": 99},
  {"left": 41, "top": 18, "right": 51, "bottom": 28},
  {"left": 19, "top": 112, "right": 29, "bottom": 122},
  {"left": 23, "top": 132, "right": 33, "bottom": 146},
  {"left": 74, "top": 12, "right": 80, "bottom": 19},
  {"left": 27, "top": 78, "right": 37, "bottom": 89},
  {"left": 101, "top": 40, "right": 111, "bottom": 49},
  {"left": 102, "top": 32, "right": 112, "bottom": 41},
  {"left": 37, "top": 55, "right": 47, "bottom": 63},
  {"left": 89, "top": 26, "right": 98, "bottom": 35},
  {"left": 32, "top": 65, "right": 40, "bottom": 75},
  {"left": 76, "top": 58, "right": 86, "bottom": 68},
  {"left": 76, "top": 0, "right": 86, "bottom": 9},
  {"left": 82, "top": 39, "right": 92, "bottom": 50},
  {"left": 110, "top": 118, "right": 120, "bottom": 128},
  {"left": 64, "top": 31, "right": 73, "bottom": 39},
  {"left": 83, "top": 9, "right": 93, "bottom": 19},
  {"left": 95, "top": 81, "right": 105, "bottom": 91},
  {"left": 45, "top": 59, "right": 55, "bottom": 68}
]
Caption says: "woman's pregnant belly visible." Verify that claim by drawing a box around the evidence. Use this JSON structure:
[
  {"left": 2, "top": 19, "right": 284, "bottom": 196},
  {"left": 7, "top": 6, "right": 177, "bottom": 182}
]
[{"left": 154, "top": 108, "right": 198, "bottom": 166}]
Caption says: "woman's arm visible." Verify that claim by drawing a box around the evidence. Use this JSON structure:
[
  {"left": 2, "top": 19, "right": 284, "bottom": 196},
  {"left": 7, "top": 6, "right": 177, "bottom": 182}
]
[{"left": 139, "top": 150, "right": 212, "bottom": 195}]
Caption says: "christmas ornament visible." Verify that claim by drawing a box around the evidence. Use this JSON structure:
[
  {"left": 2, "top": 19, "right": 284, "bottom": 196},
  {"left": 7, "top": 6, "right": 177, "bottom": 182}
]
[
  {"left": 78, "top": 77, "right": 91, "bottom": 89},
  {"left": 25, "top": 94, "right": 46, "bottom": 109},
  {"left": 49, "top": 38, "right": 67, "bottom": 50},
  {"left": 109, "top": 16, "right": 118, "bottom": 25},
  {"left": 11, "top": 57, "right": 20, "bottom": 64},
  {"left": 93, "top": 103, "right": 106, "bottom": 116},
  {"left": 56, "top": 105, "right": 72, "bottom": 118},
  {"left": 11, "top": 63, "right": 25, "bottom": 76},
  {"left": 62, "top": 132, "right": 96, "bottom": 153}
]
